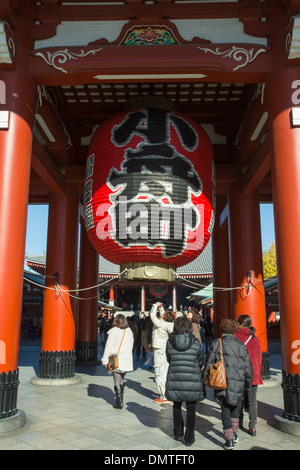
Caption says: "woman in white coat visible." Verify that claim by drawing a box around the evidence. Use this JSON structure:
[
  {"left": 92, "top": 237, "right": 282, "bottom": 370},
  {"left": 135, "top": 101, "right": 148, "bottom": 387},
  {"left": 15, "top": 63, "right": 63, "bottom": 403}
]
[
  {"left": 102, "top": 314, "right": 134, "bottom": 409},
  {"left": 150, "top": 302, "right": 174, "bottom": 403}
]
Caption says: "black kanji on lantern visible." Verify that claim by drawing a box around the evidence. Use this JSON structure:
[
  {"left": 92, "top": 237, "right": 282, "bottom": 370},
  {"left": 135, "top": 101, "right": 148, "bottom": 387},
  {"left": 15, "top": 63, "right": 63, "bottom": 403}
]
[{"left": 107, "top": 108, "right": 202, "bottom": 257}]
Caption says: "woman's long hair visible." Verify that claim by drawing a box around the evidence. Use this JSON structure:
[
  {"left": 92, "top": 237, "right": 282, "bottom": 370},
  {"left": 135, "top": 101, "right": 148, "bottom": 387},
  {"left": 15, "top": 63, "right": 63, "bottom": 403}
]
[
  {"left": 112, "top": 314, "right": 128, "bottom": 329},
  {"left": 237, "top": 314, "right": 256, "bottom": 337},
  {"left": 191, "top": 310, "right": 201, "bottom": 325}
]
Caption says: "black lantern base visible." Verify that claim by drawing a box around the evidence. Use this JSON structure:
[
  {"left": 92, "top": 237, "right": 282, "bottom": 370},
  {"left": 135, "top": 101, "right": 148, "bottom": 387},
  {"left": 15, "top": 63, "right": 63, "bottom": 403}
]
[
  {"left": 0, "top": 369, "right": 20, "bottom": 419},
  {"left": 261, "top": 351, "right": 270, "bottom": 380},
  {"left": 281, "top": 370, "right": 300, "bottom": 422},
  {"left": 274, "top": 371, "right": 300, "bottom": 436},
  {"left": 76, "top": 341, "right": 99, "bottom": 365},
  {"left": 31, "top": 350, "right": 81, "bottom": 386},
  {"left": 0, "top": 369, "right": 26, "bottom": 434},
  {"left": 38, "top": 350, "right": 76, "bottom": 379}
]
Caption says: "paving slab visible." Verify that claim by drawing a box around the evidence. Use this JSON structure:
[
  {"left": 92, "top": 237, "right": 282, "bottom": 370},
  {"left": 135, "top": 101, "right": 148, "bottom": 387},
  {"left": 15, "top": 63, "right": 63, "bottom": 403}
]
[{"left": 0, "top": 338, "right": 299, "bottom": 452}]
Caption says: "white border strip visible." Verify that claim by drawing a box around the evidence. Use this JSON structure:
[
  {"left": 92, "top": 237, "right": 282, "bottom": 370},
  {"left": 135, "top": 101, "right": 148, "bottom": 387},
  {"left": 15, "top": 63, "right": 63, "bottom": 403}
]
[{"left": 94, "top": 74, "right": 207, "bottom": 80}]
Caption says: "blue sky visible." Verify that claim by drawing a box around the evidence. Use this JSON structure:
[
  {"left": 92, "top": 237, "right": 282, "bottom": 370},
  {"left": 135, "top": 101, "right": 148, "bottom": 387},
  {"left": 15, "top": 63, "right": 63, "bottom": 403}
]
[
  {"left": 25, "top": 204, "right": 49, "bottom": 258},
  {"left": 259, "top": 203, "right": 275, "bottom": 251},
  {"left": 24, "top": 202, "right": 275, "bottom": 264}
]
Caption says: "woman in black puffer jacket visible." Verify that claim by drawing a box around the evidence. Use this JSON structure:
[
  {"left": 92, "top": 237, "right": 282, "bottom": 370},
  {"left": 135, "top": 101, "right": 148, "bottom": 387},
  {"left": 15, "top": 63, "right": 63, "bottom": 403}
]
[
  {"left": 165, "top": 316, "right": 206, "bottom": 446},
  {"left": 203, "top": 319, "right": 253, "bottom": 450}
]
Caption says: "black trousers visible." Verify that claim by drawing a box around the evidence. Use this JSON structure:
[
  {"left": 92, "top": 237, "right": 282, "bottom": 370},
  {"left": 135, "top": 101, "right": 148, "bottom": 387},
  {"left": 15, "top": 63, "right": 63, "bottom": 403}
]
[
  {"left": 219, "top": 396, "right": 239, "bottom": 430},
  {"left": 238, "top": 385, "right": 258, "bottom": 428},
  {"left": 173, "top": 401, "right": 197, "bottom": 440}
]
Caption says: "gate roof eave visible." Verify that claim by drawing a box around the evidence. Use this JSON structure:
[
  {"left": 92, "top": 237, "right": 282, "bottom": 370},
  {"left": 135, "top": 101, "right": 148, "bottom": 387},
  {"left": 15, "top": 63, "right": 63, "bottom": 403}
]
[{"left": 30, "top": 43, "right": 271, "bottom": 87}]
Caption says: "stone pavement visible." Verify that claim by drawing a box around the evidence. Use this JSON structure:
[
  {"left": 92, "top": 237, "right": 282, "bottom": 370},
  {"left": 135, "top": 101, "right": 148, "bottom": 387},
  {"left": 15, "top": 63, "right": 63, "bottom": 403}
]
[{"left": 0, "top": 339, "right": 299, "bottom": 451}]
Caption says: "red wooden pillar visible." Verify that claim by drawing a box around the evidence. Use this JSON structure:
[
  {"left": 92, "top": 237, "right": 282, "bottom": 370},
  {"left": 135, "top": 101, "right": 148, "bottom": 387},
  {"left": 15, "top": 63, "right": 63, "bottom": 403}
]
[
  {"left": 172, "top": 286, "right": 177, "bottom": 316},
  {"left": 0, "top": 12, "right": 37, "bottom": 425},
  {"left": 141, "top": 286, "right": 145, "bottom": 315},
  {"left": 109, "top": 285, "right": 115, "bottom": 306},
  {"left": 76, "top": 222, "right": 99, "bottom": 363},
  {"left": 266, "top": 4, "right": 300, "bottom": 426},
  {"left": 228, "top": 185, "right": 269, "bottom": 376},
  {"left": 114, "top": 286, "right": 118, "bottom": 307},
  {"left": 212, "top": 196, "right": 231, "bottom": 337},
  {"left": 33, "top": 184, "right": 80, "bottom": 383}
]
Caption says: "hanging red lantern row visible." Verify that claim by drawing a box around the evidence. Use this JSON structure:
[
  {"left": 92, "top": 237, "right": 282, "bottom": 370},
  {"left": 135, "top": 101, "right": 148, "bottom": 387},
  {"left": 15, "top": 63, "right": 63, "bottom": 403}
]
[{"left": 84, "top": 107, "right": 215, "bottom": 268}]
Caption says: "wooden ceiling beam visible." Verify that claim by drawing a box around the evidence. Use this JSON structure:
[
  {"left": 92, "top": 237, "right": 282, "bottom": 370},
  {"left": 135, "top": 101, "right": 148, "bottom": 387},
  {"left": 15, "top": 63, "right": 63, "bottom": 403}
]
[
  {"left": 0, "top": 0, "right": 19, "bottom": 29},
  {"left": 65, "top": 164, "right": 85, "bottom": 185},
  {"left": 31, "top": 138, "right": 66, "bottom": 196},
  {"left": 240, "top": 135, "right": 271, "bottom": 195},
  {"left": 31, "top": 42, "right": 271, "bottom": 87},
  {"left": 216, "top": 163, "right": 241, "bottom": 184},
  {"left": 31, "top": 2, "right": 270, "bottom": 42},
  {"left": 33, "top": 2, "right": 267, "bottom": 23},
  {"left": 62, "top": 102, "right": 248, "bottom": 122}
]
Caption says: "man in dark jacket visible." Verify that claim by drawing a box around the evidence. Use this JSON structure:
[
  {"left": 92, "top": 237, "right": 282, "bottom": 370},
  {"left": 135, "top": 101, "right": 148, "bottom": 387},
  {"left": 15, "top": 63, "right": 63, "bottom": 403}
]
[
  {"left": 203, "top": 319, "right": 253, "bottom": 450},
  {"left": 165, "top": 316, "right": 206, "bottom": 446}
]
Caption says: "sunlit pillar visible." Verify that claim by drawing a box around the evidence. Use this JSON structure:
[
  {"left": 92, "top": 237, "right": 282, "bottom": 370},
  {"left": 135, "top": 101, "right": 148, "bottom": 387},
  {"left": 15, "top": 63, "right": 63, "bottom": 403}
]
[
  {"left": 172, "top": 285, "right": 177, "bottom": 316},
  {"left": 141, "top": 286, "right": 145, "bottom": 315},
  {"left": 0, "top": 7, "right": 37, "bottom": 430},
  {"left": 212, "top": 196, "right": 231, "bottom": 337},
  {"left": 228, "top": 184, "right": 269, "bottom": 377},
  {"left": 76, "top": 222, "right": 99, "bottom": 364},
  {"left": 32, "top": 184, "right": 80, "bottom": 384},
  {"left": 266, "top": 2, "right": 300, "bottom": 430}
]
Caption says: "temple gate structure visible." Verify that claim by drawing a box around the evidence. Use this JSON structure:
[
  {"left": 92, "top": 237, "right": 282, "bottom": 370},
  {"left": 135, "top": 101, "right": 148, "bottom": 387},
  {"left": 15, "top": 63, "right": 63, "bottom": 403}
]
[{"left": 0, "top": 0, "right": 300, "bottom": 435}]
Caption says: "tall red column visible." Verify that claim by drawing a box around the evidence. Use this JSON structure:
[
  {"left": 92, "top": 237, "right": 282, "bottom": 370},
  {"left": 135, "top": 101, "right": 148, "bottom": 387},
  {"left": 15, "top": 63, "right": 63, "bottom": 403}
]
[
  {"left": 266, "top": 2, "right": 300, "bottom": 427},
  {"left": 228, "top": 185, "right": 269, "bottom": 376},
  {"left": 141, "top": 286, "right": 145, "bottom": 315},
  {"left": 109, "top": 286, "right": 115, "bottom": 306},
  {"left": 0, "top": 7, "right": 37, "bottom": 426},
  {"left": 172, "top": 286, "right": 177, "bottom": 316},
  {"left": 33, "top": 184, "right": 80, "bottom": 383},
  {"left": 212, "top": 196, "right": 231, "bottom": 337},
  {"left": 76, "top": 222, "right": 99, "bottom": 363}
]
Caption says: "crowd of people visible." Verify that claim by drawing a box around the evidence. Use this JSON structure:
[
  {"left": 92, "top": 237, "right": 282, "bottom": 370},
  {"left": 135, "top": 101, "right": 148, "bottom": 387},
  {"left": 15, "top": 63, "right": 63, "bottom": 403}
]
[
  {"left": 21, "top": 315, "right": 43, "bottom": 341},
  {"left": 100, "top": 303, "right": 263, "bottom": 450}
]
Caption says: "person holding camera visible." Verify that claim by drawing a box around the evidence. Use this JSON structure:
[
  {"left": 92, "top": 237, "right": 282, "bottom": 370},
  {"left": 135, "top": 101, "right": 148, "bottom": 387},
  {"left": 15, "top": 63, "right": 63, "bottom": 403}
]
[{"left": 150, "top": 302, "right": 175, "bottom": 403}]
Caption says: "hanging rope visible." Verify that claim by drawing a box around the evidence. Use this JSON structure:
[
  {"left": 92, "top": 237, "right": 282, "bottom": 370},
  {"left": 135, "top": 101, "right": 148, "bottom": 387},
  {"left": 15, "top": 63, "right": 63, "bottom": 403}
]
[
  {"left": 175, "top": 272, "right": 265, "bottom": 294},
  {"left": 23, "top": 268, "right": 127, "bottom": 301},
  {"left": 24, "top": 267, "right": 267, "bottom": 302}
]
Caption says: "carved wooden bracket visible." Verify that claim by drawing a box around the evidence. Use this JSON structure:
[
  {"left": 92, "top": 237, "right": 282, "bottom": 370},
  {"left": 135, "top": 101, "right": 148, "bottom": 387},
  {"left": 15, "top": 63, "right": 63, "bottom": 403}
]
[
  {"left": 0, "top": 20, "right": 16, "bottom": 68},
  {"left": 286, "top": 14, "right": 300, "bottom": 62},
  {"left": 88, "top": 20, "right": 211, "bottom": 46}
]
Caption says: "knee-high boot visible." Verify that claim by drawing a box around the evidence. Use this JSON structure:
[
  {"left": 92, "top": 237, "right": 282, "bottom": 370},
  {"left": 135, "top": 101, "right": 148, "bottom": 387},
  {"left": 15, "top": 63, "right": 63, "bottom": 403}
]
[
  {"left": 120, "top": 382, "right": 125, "bottom": 406},
  {"left": 113, "top": 385, "right": 123, "bottom": 409}
]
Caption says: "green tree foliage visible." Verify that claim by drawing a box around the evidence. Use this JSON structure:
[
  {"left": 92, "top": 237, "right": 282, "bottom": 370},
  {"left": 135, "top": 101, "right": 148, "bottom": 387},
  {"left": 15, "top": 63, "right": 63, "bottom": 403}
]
[{"left": 263, "top": 242, "right": 277, "bottom": 279}]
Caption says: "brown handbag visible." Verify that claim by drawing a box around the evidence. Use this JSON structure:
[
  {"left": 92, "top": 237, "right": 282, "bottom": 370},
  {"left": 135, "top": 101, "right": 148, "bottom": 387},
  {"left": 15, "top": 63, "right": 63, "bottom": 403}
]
[
  {"left": 107, "top": 330, "right": 126, "bottom": 372},
  {"left": 107, "top": 354, "right": 119, "bottom": 371},
  {"left": 204, "top": 338, "right": 227, "bottom": 390}
]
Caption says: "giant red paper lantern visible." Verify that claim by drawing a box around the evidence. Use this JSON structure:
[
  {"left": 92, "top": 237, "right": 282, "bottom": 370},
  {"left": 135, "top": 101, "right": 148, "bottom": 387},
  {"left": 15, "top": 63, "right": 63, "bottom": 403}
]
[{"left": 83, "top": 107, "right": 215, "bottom": 269}]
